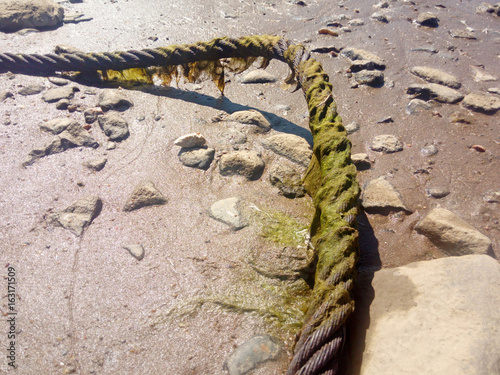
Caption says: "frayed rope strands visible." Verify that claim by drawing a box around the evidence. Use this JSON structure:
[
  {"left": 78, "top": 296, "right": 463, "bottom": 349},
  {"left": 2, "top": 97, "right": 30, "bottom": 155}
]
[{"left": 0, "top": 35, "right": 359, "bottom": 375}]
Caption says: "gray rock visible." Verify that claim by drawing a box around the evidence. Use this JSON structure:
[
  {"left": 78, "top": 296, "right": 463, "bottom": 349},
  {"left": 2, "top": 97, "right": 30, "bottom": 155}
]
[
  {"left": 410, "top": 46, "right": 438, "bottom": 54},
  {"left": 241, "top": 69, "right": 277, "bottom": 84},
  {"left": 123, "top": 181, "right": 167, "bottom": 212},
  {"left": 178, "top": 147, "right": 215, "bottom": 170},
  {"left": 351, "top": 153, "right": 371, "bottom": 170},
  {"left": 84, "top": 157, "right": 107, "bottom": 171},
  {"left": 370, "top": 12, "right": 389, "bottom": 23},
  {"left": 98, "top": 90, "right": 133, "bottom": 111},
  {"left": 55, "top": 99, "right": 70, "bottom": 110},
  {"left": 352, "top": 255, "right": 500, "bottom": 375},
  {"left": 349, "top": 60, "right": 377, "bottom": 73},
  {"left": 406, "top": 99, "right": 432, "bottom": 115},
  {"left": 425, "top": 188, "right": 450, "bottom": 199},
  {"left": 461, "top": 92, "right": 500, "bottom": 114},
  {"left": 483, "top": 190, "right": 500, "bottom": 203},
  {"left": 224, "top": 335, "right": 282, "bottom": 375},
  {"left": 370, "top": 134, "right": 403, "bottom": 153},
  {"left": 174, "top": 133, "right": 207, "bottom": 148},
  {"left": 374, "top": 1, "right": 389, "bottom": 9},
  {"left": 268, "top": 164, "right": 306, "bottom": 198},
  {"left": 40, "top": 118, "right": 76, "bottom": 134},
  {"left": 97, "top": 112, "right": 130, "bottom": 141},
  {"left": 407, "top": 83, "right": 464, "bottom": 103},
  {"left": 420, "top": 144, "right": 438, "bottom": 156},
  {"left": 449, "top": 29, "right": 476, "bottom": 39},
  {"left": 208, "top": 197, "right": 248, "bottom": 230},
  {"left": 0, "top": 90, "right": 13, "bottom": 102},
  {"left": 449, "top": 111, "right": 474, "bottom": 124},
  {"left": 348, "top": 19, "right": 365, "bottom": 26},
  {"left": 415, "top": 207, "right": 492, "bottom": 255},
  {"left": 219, "top": 151, "right": 265, "bottom": 180},
  {"left": 42, "top": 86, "right": 78, "bottom": 103},
  {"left": 416, "top": 12, "right": 439, "bottom": 27},
  {"left": 50, "top": 196, "right": 102, "bottom": 236},
  {"left": 224, "top": 110, "right": 271, "bottom": 132},
  {"left": 376, "top": 116, "right": 393, "bottom": 124},
  {"left": 410, "top": 66, "right": 461, "bottom": 89},
  {"left": 84, "top": 107, "right": 103, "bottom": 124},
  {"left": 341, "top": 48, "right": 386, "bottom": 69},
  {"left": 471, "top": 66, "right": 497, "bottom": 82},
  {"left": 48, "top": 77, "right": 69, "bottom": 86},
  {"left": 63, "top": 13, "right": 93, "bottom": 24},
  {"left": 0, "top": 0, "right": 64, "bottom": 32},
  {"left": 345, "top": 121, "right": 360, "bottom": 134},
  {"left": 361, "top": 176, "right": 409, "bottom": 214},
  {"left": 261, "top": 134, "right": 312, "bottom": 167},
  {"left": 123, "top": 244, "right": 144, "bottom": 261},
  {"left": 18, "top": 83, "right": 45, "bottom": 96}
]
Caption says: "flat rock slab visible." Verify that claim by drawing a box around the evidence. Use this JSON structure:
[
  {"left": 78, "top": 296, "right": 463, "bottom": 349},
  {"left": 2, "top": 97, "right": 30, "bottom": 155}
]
[
  {"left": 18, "top": 83, "right": 45, "bottom": 96},
  {"left": 50, "top": 196, "right": 102, "bottom": 236},
  {"left": 98, "top": 90, "right": 133, "bottom": 111},
  {"left": 123, "top": 181, "right": 167, "bottom": 212},
  {"left": 361, "top": 176, "right": 408, "bottom": 214},
  {"left": 224, "top": 335, "right": 282, "bottom": 375},
  {"left": 241, "top": 69, "right": 277, "bottom": 84},
  {"left": 341, "top": 48, "right": 386, "bottom": 69},
  {"left": 0, "top": 0, "right": 64, "bottom": 32},
  {"left": 208, "top": 197, "right": 247, "bottom": 230},
  {"left": 414, "top": 207, "right": 492, "bottom": 255},
  {"left": 178, "top": 147, "right": 215, "bottom": 170},
  {"left": 407, "top": 83, "right": 464, "bottom": 103},
  {"left": 410, "top": 66, "right": 461, "bottom": 89},
  {"left": 219, "top": 150, "right": 265, "bottom": 180},
  {"left": 42, "top": 86, "right": 78, "bottom": 103},
  {"left": 261, "top": 134, "right": 312, "bottom": 167},
  {"left": 351, "top": 255, "right": 500, "bottom": 375},
  {"left": 224, "top": 110, "right": 271, "bottom": 132},
  {"left": 40, "top": 118, "right": 76, "bottom": 134},
  {"left": 98, "top": 112, "right": 130, "bottom": 141},
  {"left": 461, "top": 92, "right": 500, "bottom": 114},
  {"left": 369, "top": 134, "right": 403, "bottom": 153}
]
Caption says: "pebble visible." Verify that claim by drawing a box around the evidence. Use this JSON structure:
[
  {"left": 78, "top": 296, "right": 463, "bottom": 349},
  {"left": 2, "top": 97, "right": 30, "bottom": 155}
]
[
  {"left": 349, "top": 60, "right": 377, "bottom": 72},
  {"left": 361, "top": 176, "right": 409, "bottom": 214},
  {"left": 410, "top": 66, "right": 461, "bottom": 89},
  {"left": 376, "top": 116, "right": 393, "bottom": 124},
  {"left": 123, "top": 181, "right": 167, "bottom": 212},
  {"left": 341, "top": 48, "right": 386, "bottom": 69},
  {"left": 345, "top": 121, "right": 359, "bottom": 134},
  {"left": 461, "top": 92, "right": 500, "bottom": 114},
  {"left": 97, "top": 112, "right": 130, "bottom": 141},
  {"left": 482, "top": 190, "right": 500, "bottom": 203},
  {"left": 268, "top": 164, "right": 306, "bottom": 198},
  {"left": 84, "top": 107, "right": 103, "bottom": 124},
  {"left": 178, "top": 147, "right": 215, "bottom": 170},
  {"left": 370, "top": 12, "right": 389, "bottom": 23},
  {"left": 224, "top": 335, "right": 282, "bottom": 375},
  {"left": 354, "top": 70, "right": 384, "bottom": 86},
  {"left": 407, "top": 83, "right": 464, "bottom": 103},
  {"left": 42, "top": 86, "right": 79, "bottom": 103},
  {"left": 374, "top": 1, "right": 389, "bottom": 9},
  {"left": 219, "top": 150, "right": 265, "bottom": 180},
  {"left": 40, "top": 118, "right": 76, "bottom": 134},
  {"left": 123, "top": 244, "right": 145, "bottom": 261},
  {"left": 415, "top": 207, "right": 492, "bottom": 255},
  {"left": 261, "top": 134, "right": 312, "bottom": 167},
  {"left": 0, "top": 0, "right": 64, "bottom": 32},
  {"left": 55, "top": 99, "right": 70, "bottom": 110},
  {"left": 208, "top": 197, "right": 248, "bottom": 230},
  {"left": 487, "top": 87, "right": 500, "bottom": 95},
  {"left": 406, "top": 99, "right": 432, "bottom": 115},
  {"left": 48, "top": 77, "right": 69, "bottom": 86},
  {"left": 84, "top": 157, "right": 107, "bottom": 171},
  {"left": 0, "top": 90, "right": 13, "bottom": 102},
  {"left": 416, "top": 12, "right": 439, "bottom": 27},
  {"left": 50, "top": 196, "right": 102, "bottom": 236},
  {"left": 420, "top": 144, "right": 438, "bottom": 156},
  {"left": 425, "top": 187, "right": 450, "bottom": 199},
  {"left": 369, "top": 134, "right": 403, "bottom": 153},
  {"left": 348, "top": 19, "right": 365, "bottom": 26},
  {"left": 98, "top": 90, "right": 133, "bottom": 111},
  {"left": 410, "top": 46, "right": 438, "bottom": 54},
  {"left": 63, "top": 13, "right": 93, "bottom": 24},
  {"left": 241, "top": 69, "right": 277, "bottom": 84},
  {"left": 448, "top": 29, "right": 476, "bottom": 39},
  {"left": 106, "top": 142, "right": 116, "bottom": 150},
  {"left": 471, "top": 66, "right": 497, "bottom": 82},
  {"left": 224, "top": 110, "right": 271, "bottom": 132},
  {"left": 449, "top": 111, "right": 473, "bottom": 124},
  {"left": 351, "top": 153, "right": 371, "bottom": 170},
  {"left": 18, "top": 83, "right": 45, "bottom": 96},
  {"left": 174, "top": 133, "right": 207, "bottom": 148}
]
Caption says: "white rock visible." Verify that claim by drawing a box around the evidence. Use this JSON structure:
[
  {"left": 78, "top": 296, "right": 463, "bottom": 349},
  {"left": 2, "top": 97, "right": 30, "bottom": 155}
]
[
  {"left": 369, "top": 134, "right": 403, "bottom": 153},
  {"left": 174, "top": 133, "right": 207, "bottom": 148}
]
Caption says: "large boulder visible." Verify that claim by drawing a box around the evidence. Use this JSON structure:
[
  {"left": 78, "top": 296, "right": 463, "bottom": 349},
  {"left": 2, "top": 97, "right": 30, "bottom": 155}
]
[{"left": 0, "top": 0, "right": 64, "bottom": 32}]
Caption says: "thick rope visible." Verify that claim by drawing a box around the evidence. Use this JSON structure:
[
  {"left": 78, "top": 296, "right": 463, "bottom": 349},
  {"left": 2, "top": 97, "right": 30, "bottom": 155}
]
[{"left": 0, "top": 35, "right": 359, "bottom": 375}]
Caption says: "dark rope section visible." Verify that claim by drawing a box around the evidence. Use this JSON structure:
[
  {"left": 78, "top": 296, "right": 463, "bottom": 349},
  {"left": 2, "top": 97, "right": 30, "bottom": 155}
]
[{"left": 0, "top": 35, "right": 359, "bottom": 375}]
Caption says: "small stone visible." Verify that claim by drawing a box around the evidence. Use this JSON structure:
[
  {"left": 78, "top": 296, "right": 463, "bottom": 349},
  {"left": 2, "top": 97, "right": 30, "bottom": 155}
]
[
  {"left": 55, "top": 99, "right": 70, "bottom": 110},
  {"left": 448, "top": 29, "right": 476, "bottom": 39},
  {"left": 361, "top": 176, "right": 409, "bottom": 214},
  {"left": 349, "top": 60, "right": 377, "bottom": 72},
  {"left": 268, "top": 164, "right": 306, "bottom": 198},
  {"left": 483, "top": 190, "right": 500, "bottom": 203},
  {"left": 0, "top": 90, "right": 13, "bottom": 102},
  {"left": 42, "top": 86, "right": 78, "bottom": 103},
  {"left": 410, "top": 66, "right": 461, "bottom": 89},
  {"left": 407, "top": 83, "right": 464, "bottom": 103},
  {"left": 123, "top": 244, "right": 144, "bottom": 261},
  {"left": 40, "top": 118, "right": 75, "bottom": 134},
  {"left": 106, "top": 142, "right": 116, "bottom": 150},
  {"left": 420, "top": 144, "right": 438, "bottom": 156},
  {"left": 0, "top": 0, "right": 65, "bottom": 32},
  {"left": 241, "top": 70, "right": 277, "bottom": 84},
  {"left": 374, "top": 1, "right": 389, "bottom": 9},
  {"left": 406, "top": 99, "right": 432, "bottom": 115},
  {"left": 178, "top": 147, "right": 215, "bottom": 170},
  {"left": 48, "top": 77, "right": 69, "bottom": 86},
  {"left": 425, "top": 188, "right": 450, "bottom": 199},
  {"left": 84, "top": 157, "right": 107, "bottom": 171},
  {"left": 98, "top": 90, "right": 133, "bottom": 111},
  {"left": 370, "top": 12, "right": 389, "bottom": 23},
  {"left": 208, "top": 197, "right": 248, "bottom": 230},
  {"left": 345, "top": 121, "right": 359, "bottom": 134},
  {"left": 341, "top": 48, "right": 386, "bottom": 69},
  {"left": 224, "top": 110, "right": 271, "bottom": 132},
  {"left": 219, "top": 151, "right": 265, "bottom": 180},
  {"left": 354, "top": 70, "right": 384, "bottom": 86},
  {"left": 471, "top": 145, "right": 486, "bottom": 152},
  {"left": 224, "top": 335, "right": 282, "bottom": 375},
  {"left": 123, "top": 181, "right": 167, "bottom": 212},
  {"left": 415, "top": 207, "right": 492, "bottom": 255},
  {"left": 97, "top": 112, "right": 130, "bottom": 141},
  {"left": 370, "top": 134, "right": 403, "bottom": 153},
  {"left": 18, "top": 83, "right": 45, "bottom": 96},
  {"left": 410, "top": 46, "right": 438, "bottom": 54},
  {"left": 351, "top": 153, "right": 371, "bottom": 170},
  {"left": 174, "top": 133, "right": 207, "bottom": 148},
  {"left": 50, "top": 196, "right": 102, "bottom": 236},
  {"left": 416, "top": 12, "right": 439, "bottom": 27},
  {"left": 261, "top": 134, "right": 312, "bottom": 167},
  {"left": 348, "top": 19, "right": 365, "bottom": 26},
  {"left": 449, "top": 111, "right": 473, "bottom": 124},
  {"left": 376, "top": 116, "right": 393, "bottom": 123},
  {"left": 487, "top": 87, "right": 500, "bottom": 95},
  {"left": 63, "top": 13, "right": 93, "bottom": 24},
  {"left": 84, "top": 107, "right": 103, "bottom": 124},
  {"left": 462, "top": 92, "right": 500, "bottom": 114},
  {"left": 471, "top": 66, "right": 497, "bottom": 82}
]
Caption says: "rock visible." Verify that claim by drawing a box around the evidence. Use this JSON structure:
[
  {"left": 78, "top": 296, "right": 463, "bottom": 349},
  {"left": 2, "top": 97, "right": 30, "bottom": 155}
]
[
  {"left": 420, "top": 144, "right": 438, "bottom": 156},
  {"left": 414, "top": 207, "right": 492, "bottom": 255},
  {"left": 97, "top": 112, "right": 130, "bottom": 141},
  {"left": 42, "top": 86, "right": 78, "bottom": 103},
  {"left": 0, "top": 0, "right": 64, "bottom": 32},
  {"left": 374, "top": 1, "right": 389, "bottom": 9},
  {"left": 261, "top": 134, "right": 312, "bottom": 167},
  {"left": 352, "top": 255, "right": 500, "bottom": 375},
  {"left": 63, "top": 13, "right": 93, "bottom": 24},
  {"left": 361, "top": 176, "right": 409, "bottom": 214},
  {"left": 483, "top": 190, "right": 500, "bottom": 203},
  {"left": 476, "top": 2, "right": 495, "bottom": 13},
  {"left": 98, "top": 90, "right": 133, "bottom": 112},
  {"left": 268, "top": 164, "right": 306, "bottom": 198},
  {"left": 50, "top": 196, "right": 102, "bottom": 236},
  {"left": 18, "top": 83, "right": 45, "bottom": 96},
  {"left": 351, "top": 153, "right": 371, "bottom": 171},
  {"left": 370, "top": 12, "right": 389, "bottom": 23},
  {"left": 448, "top": 29, "right": 476, "bottom": 39},
  {"left": 48, "top": 77, "right": 68, "bottom": 86},
  {"left": 416, "top": 12, "right": 439, "bottom": 27},
  {"left": 224, "top": 335, "right": 282, "bottom": 375},
  {"left": 0, "top": 90, "right": 13, "bottom": 102},
  {"left": 410, "top": 46, "right": 438, "bottom": 54},
  {"left": 348, "top": 19, "right": 365, "bottom": 26},
  {"left": 349, "top": 60, "right": 377, "bottom": 73},
  {"left": 123, "top": 181, "right": 167, "bottom": 212},
  {"left": 369, "top": 134, "right": 403, "bottom": 153},
  {"left": 406, "top": 99, "right": 432, "bottom": 115},
  {"left": 178, "top": 147, "right": 215, "bottom": 170},
  {"left": 221, "top": 128, "right": 248, "bottom": 145},
  {"left": 449, "top": 111, "right": 473, "bottom": 124},
  {"left": 55, "top": 99, "right": 70, "bottom": 110},
  {"left": 174, "top": 133, "right": 207, "bottom": 148},
  {"left": 471, "top": 66, "right": 497, "bottom": 82},
  {"left": 354, "top": 70, "right": 384, "bottom": 86},
  {"left": 425, "top": 188, "right": 450, "bottom": 199},
  {"left": 208, "top": 197, "right": 248, "bottom": 230},
  {"left": 219, "top": 151, "right": 265, "bottom": 180},
  {"left": 376, "top": 116, "right": 393, "bottom": 124},
  {"left": 345, "top": 121, "right": 359, "bottom": 134},
  {"left": 40, "top": 118, "right": 75, "bottom": 134},
  {"left": 224, "top": 110, "right": 271, "bottom": 132},
  {"left": 461, "top": 92, "right": 500, "bottom": 114},
  {"left": 84, "top": 107, "right": 103, "bottom": 124},
  {"left": 106, "top": 141, "right": 116, "bottom": 150},
  {"left": 341, "top": 48, "right": 386, "bottom": 69},
  {"left": 241, "top": 69, "right": 277, "bottom": 84},
  {"left": 487, "top": 87, "right": 500, "bottom": 95},
  {"left": 84, "top": 157, "right": 107, "bottom": 171},
  {"left": 123, "top": 244, "right": 144, "bottom": 261},
  {"left": 407, "top": 83, "right": 464, "bottom": 103},
  {"left": 410, "top": 66, "right": 461, "bottom": 89}
]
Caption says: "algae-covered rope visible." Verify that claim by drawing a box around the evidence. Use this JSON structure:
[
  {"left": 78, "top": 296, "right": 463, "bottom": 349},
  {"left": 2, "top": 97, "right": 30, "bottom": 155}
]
[{"left": 0, "top": 35, "right": 359, "bottom": 375}]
